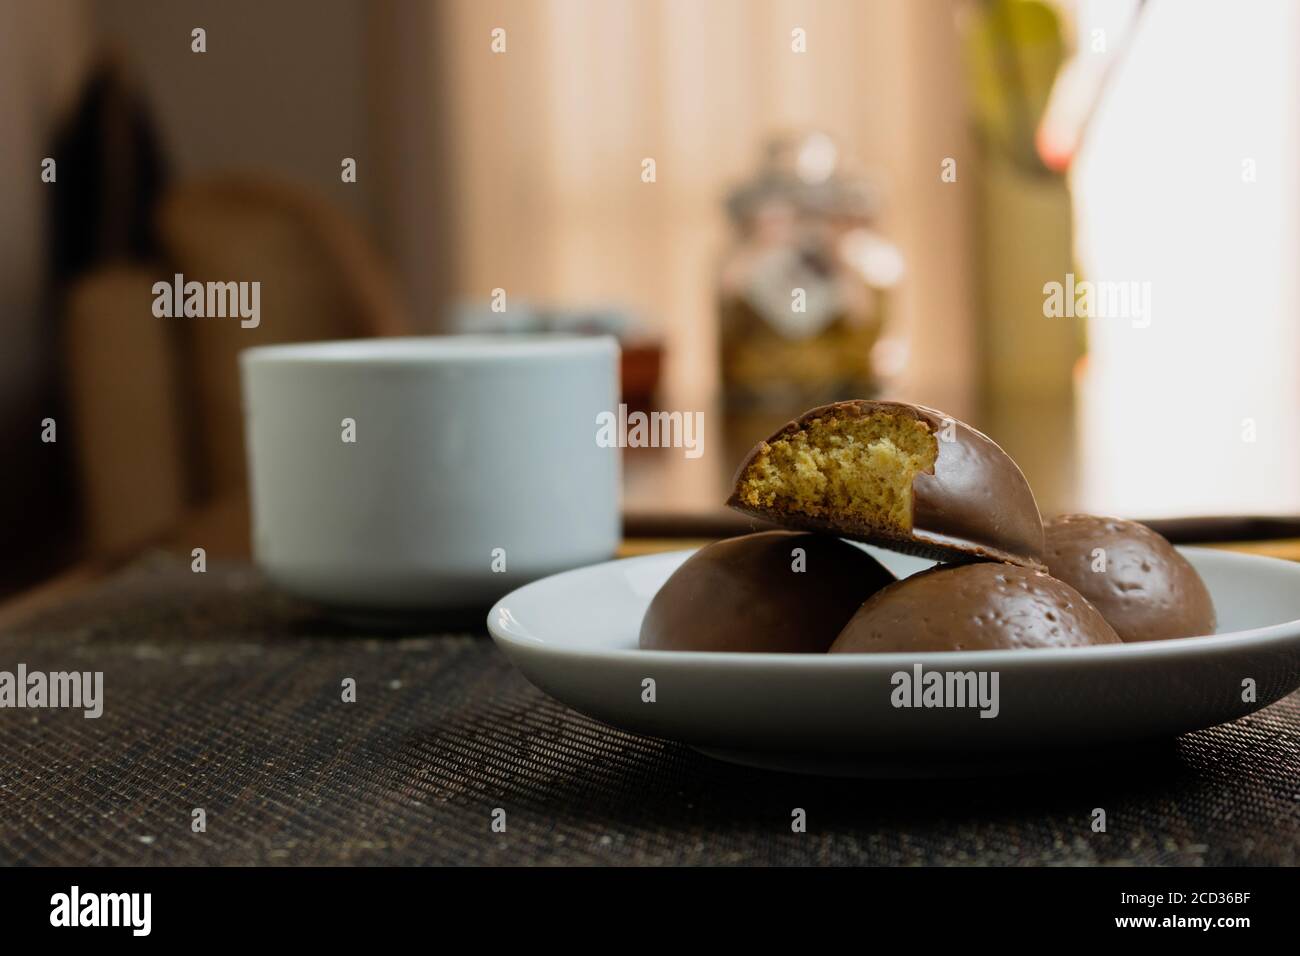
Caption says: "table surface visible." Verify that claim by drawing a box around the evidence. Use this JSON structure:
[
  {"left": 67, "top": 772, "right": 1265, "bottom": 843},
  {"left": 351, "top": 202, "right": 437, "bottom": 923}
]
[{"left": 1, "top": 550, "right": 1298, "bottom": 866}]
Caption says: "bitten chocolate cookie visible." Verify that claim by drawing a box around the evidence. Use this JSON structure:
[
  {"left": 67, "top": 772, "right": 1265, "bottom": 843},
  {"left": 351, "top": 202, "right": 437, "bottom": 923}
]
[
  {"left": 829, "top": 561, "right": 1121, "bottom": 653},
  {"left": 639, "top": 531, "right": 895, "bottom": 653},
  {"left": 1043, "top": 514, "right": 1216, "bottom": 642},
  {"left": 727, "top": 401, "right": 1045, "bottom": 568}
]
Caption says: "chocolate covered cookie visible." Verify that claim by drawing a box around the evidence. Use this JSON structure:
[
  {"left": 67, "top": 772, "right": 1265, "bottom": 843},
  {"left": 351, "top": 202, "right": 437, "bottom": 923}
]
[
  {"left": 830, "top": 561, "right": 1121, "bottom": 653},
  {"left": 728, "top": 401, "right": 1045, "bottom": 568},
  {"left": 1043, "top": 514, "right": 1216, "bottom": 642},
  {"left": 640, "top": 531, "right": 895, "bottom": 653}
]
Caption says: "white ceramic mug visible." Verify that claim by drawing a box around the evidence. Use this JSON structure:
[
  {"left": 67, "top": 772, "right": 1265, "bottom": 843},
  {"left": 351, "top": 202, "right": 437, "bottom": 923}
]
[{"left": 240, "top": 335, "right": 621, "bottom": 610}]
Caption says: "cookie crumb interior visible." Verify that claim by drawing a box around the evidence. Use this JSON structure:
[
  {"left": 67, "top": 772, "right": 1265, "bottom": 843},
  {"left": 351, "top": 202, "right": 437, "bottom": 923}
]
[{"left": 734, "top": 410, "right": 938, "bottom": 533}]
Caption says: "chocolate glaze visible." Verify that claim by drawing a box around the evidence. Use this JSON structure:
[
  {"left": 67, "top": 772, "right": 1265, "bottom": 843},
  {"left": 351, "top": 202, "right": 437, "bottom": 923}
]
[
  {"left": 1043, "top": 514, "right": 1216, "bottom": 642},
  {"left": 829, "top": 561, "right": 1121, "bottom": 653},
  {"left": 639, "top": 531, "right": 895, "bottom": 653},
  {"left": 727, "top": 401, "right": 1046, "bottom": 568}
]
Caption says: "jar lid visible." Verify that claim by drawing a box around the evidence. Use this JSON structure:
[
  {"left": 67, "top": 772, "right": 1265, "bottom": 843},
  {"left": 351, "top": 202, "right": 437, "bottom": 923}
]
[{"left": 726, "top": 132, "right": 882, "bottom": 224}]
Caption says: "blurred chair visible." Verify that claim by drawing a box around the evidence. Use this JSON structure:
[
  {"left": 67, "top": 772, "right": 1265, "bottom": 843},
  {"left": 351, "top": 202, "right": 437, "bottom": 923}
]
[
  {"left": 65, "top": 267, "right": 187, "bottom": 557},
  {"left": 157, "top": 175, "right": 409, "bottom": 499},
  {"left": 65, "top": 174, "right": 410, "bottom": 560}
]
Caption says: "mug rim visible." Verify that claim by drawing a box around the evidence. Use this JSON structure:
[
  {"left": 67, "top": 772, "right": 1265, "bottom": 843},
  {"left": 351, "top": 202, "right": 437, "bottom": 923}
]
[{"left": 240, "top": 333, "right": 618, "bottom": 367}]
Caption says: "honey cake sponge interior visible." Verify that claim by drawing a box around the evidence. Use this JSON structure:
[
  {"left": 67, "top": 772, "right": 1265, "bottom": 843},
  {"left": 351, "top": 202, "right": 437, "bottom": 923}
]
[{"left": 734, "top": 409, "right": 938, "bottom": 534}]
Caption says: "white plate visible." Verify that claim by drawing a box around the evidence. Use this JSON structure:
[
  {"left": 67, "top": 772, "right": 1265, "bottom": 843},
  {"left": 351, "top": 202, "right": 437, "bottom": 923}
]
[{"left": 487, "top": 546, "right": 1300, "bottom": 776}]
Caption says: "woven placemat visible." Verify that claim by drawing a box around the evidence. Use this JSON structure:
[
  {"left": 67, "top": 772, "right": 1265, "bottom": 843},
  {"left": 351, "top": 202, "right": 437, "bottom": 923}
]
[{"left": 1, "top": 556, "right": 1297, "bottom": 866}]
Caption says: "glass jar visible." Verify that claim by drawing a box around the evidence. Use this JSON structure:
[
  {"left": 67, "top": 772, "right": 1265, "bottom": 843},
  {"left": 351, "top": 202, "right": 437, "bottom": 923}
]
[{"left": 718, "top": 132, "right": 903, "bottom": 412}]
